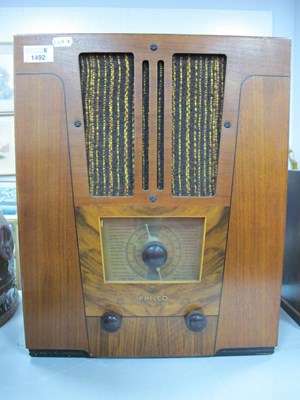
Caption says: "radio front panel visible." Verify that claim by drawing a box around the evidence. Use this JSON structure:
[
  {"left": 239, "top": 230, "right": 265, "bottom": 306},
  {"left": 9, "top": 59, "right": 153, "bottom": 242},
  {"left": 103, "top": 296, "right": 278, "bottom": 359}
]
[{"left": 14, "top": 34, "right": 290, "bottom": 357}]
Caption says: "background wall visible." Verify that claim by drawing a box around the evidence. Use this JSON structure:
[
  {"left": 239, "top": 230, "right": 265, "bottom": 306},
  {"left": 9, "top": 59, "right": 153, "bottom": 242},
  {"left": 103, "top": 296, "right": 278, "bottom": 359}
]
[
  {"left": 0, "top": 0, "right": 299, "bottom": 165},
  {"left": 291, "top": 1, "right": 300, "bottom": 163},
  {"left": 0, "top": 4, "right": 274, "bottom": 39},
  {"left": 0, "top": 0, "right": 295, "bottom": 37}
]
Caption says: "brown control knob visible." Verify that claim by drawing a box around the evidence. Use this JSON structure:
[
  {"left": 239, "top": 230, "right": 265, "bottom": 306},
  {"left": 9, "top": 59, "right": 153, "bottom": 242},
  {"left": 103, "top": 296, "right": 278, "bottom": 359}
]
[
  {"left": 142, "top": 241, "right": 167, "bottom": 269},
  {"left": 101, "top": 311, "right": 122, "bottom": 332},
  {"left": 185, "top": 310, "right": 207, "bottom": 332}
]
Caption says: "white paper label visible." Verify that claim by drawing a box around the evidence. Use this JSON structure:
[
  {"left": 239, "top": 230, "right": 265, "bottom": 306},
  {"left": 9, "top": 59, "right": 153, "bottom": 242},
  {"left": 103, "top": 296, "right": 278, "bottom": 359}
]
[
  {"left": 23, "top": 45, "right": 54, "bottom": 63},
  {"left": 52, "top": 36, "right": 73, "bottom": 47}
]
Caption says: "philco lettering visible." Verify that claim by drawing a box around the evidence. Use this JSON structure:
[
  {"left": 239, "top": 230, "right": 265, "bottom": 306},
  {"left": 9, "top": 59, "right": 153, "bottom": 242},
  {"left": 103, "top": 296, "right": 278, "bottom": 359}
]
[{"left": 137, "top": 295, "right": 168, "bottom": 302}]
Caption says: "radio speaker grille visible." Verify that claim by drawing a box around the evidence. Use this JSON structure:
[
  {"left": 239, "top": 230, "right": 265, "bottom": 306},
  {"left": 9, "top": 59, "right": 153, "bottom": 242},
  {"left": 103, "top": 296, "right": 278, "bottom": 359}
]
[
  {"left": 80, "top": 53, "right": 225, "bottom": 197},
  {"left": 172, "top": 54, "right": 226, "bottom": 197},
  {"left": 142, "top": 60, "right": 149, "bottom": 191},
  {"left": 80, "top": 53, "right": 135, "bottom": 196},
  {"left": 157, "top": 60, "right": 165, "bottom": 190}
]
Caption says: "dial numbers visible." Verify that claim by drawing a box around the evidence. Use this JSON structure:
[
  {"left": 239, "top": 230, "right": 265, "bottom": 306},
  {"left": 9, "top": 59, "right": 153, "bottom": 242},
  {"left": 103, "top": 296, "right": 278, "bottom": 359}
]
[{"left": 101, "top": 217, "right": 205, "bottom": 283}]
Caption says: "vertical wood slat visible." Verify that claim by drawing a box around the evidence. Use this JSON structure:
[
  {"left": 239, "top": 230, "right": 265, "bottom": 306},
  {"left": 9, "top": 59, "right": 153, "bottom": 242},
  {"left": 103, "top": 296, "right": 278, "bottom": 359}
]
[
  {"left": 134, "top": 59, "right": 143, "bottom": 193},
  {"left": 15, "top": 74, "right": 89, "bottom": 351},
  {"left": 215, "top": 76, "right": 289, "bottom": 352}
]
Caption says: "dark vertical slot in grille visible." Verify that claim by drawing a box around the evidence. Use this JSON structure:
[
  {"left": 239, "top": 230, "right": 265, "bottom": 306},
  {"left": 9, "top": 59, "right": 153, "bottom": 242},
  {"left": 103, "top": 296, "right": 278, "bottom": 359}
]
[
  {"left": 172, "top": 54, "right": 226, "bottom": 197},
  {"left": 157, "top": 60, "right": 164, "bottom": 190},
  {"left": 142, "top": 61, "right": 150, "bottom": 191},
  {"left": 80, "top": 53, "right": 134, "bottom": 196}
]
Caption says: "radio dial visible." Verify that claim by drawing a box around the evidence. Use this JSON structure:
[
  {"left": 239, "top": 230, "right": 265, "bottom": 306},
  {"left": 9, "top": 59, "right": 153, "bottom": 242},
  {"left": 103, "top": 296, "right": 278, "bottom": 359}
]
[{"left": 142, "top": 241, "right": 168, "bottom": 269}]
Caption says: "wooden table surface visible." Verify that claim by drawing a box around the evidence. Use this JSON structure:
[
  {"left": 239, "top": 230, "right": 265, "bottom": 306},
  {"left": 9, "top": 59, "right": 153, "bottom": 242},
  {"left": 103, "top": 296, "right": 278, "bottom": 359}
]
[{"left": 0, "top": 292, "right": 299, "bottom": 400}]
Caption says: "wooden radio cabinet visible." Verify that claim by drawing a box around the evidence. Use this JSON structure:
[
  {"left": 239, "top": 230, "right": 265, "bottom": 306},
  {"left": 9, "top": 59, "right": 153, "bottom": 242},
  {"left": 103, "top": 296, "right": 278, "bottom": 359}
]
[{"left": 14, "top": 34, "right": 290, "bottom": 357}]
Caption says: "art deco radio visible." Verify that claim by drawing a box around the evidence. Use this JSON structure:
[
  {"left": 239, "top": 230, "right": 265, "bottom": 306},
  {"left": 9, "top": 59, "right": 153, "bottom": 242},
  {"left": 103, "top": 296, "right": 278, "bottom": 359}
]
[{"left": 14, "top": 34, "right": 290, "bottom": 357}]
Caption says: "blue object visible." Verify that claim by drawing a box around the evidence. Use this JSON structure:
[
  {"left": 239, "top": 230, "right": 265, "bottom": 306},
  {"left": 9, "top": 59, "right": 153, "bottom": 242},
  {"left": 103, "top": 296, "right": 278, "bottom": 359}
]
[{"left": 0, "top": 186, "right": 17, "bottom": 215}]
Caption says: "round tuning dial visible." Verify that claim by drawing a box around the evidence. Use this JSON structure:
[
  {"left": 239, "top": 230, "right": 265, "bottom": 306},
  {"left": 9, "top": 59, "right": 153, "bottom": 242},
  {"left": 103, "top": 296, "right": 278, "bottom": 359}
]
[{"left": 142, "top": 241, "right": 168, "bottom": 270}]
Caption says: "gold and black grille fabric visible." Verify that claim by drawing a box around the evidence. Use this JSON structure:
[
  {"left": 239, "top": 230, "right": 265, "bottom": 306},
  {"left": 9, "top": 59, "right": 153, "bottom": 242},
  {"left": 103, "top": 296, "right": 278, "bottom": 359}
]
[
  {"left": 80, "top": 53, "right": 134, "bottom": 196},
  {"left": 157, "top": 61, "right": 164, "bottom": 190},
  {"left": 172, "top": 54, "right": 226, "bottom": 197},
  {"left": 142, "top": 60, "right": 164, "bottom": 191},
  {"left": 142, "top": 61, "right": 149, "bottom": 191}
]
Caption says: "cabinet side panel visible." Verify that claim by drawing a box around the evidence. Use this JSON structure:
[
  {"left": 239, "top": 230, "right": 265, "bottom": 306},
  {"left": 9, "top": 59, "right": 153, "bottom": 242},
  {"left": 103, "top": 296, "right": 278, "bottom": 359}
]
[
  {"left": 216, "top": 76, "right": 289, "bottom": 351},
  {"left": 15, "top": 74, "right": 89, "bottom": 351}
]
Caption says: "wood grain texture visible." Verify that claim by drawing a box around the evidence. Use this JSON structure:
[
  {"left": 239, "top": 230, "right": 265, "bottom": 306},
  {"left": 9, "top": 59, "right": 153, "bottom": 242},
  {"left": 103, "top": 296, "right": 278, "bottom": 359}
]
[
  {"left": 14, "top": 34, "right": 290, "bottom": 357},
  {"left": 13, "top": 34, "right": 290, "bottom": 209},
  {"left": 15, "top": 74, "right": 89, "bottom": 351},
  {"left": 76, "top": 205, "right": 229, "bottom": 318},
  {"left": 215, "top": 76, "right": 290, "bottom": 351},
  {"left": 87, "top": 316, "right": 217, "bottom": 357}
]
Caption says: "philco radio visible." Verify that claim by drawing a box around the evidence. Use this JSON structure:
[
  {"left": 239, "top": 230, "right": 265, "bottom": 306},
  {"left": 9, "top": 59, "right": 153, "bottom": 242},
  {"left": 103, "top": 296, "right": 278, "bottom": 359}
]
[{"left": 14, "top": 34, "right": 290, "bottom": 357}]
